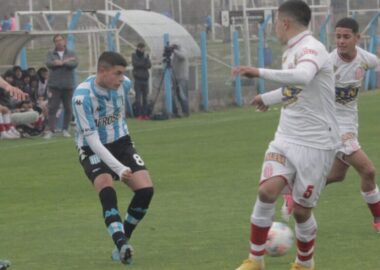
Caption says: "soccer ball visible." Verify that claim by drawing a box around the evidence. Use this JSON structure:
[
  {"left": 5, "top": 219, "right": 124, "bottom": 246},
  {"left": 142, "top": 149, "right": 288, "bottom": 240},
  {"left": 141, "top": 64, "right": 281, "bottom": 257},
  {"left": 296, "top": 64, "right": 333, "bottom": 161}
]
[{"left": 265, "top": 222, "right": 294, "bottom": 257}]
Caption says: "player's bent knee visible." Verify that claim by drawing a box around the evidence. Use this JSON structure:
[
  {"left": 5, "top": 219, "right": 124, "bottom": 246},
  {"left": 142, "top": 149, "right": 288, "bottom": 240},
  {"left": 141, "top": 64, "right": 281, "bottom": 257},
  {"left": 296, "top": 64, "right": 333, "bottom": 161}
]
[
  {"left": 361, "top": 165, "right": 376, "bottom": 181},
  {"left": 258, "top": 187, "right": 277, "bottom": 203},
  {"left": 94, "top": 174, "right": 114, "bottom": 193},
  {"left": 292, "top": 204, "right": 312, "bottom": 223}
]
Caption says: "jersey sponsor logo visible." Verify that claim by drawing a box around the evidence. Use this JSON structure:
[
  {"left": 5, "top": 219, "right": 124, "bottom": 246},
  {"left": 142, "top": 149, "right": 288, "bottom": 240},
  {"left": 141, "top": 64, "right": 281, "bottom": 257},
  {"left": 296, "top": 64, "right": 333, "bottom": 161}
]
[
  {"left": 95, "top": 112, "right": 122, "bottom": 127},
  {"left": 281, "top": 86, "right": 303, "bottom": 107},
  {"left": 264, "top": 152, "right": 286, "bottom": 165},
  {"left": 335, "top": 86, "right": 359, "bottom": 105}
]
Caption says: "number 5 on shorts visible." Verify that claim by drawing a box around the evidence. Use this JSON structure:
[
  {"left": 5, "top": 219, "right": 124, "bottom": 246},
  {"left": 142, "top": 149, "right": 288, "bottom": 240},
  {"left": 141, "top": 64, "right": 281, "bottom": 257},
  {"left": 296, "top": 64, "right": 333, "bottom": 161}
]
[{"left": 303, "top": 185, "right": 314, "bottom": 199}]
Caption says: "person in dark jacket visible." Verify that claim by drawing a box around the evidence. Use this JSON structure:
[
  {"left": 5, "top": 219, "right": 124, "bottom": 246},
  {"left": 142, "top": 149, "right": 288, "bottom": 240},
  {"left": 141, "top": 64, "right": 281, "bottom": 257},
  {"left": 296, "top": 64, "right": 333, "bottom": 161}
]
[
  {"left": 44, "top": 34, "right": 78, "bottom": 139},
  {"left": 132, "top": 43, "right": 151, "bottom": 120}
]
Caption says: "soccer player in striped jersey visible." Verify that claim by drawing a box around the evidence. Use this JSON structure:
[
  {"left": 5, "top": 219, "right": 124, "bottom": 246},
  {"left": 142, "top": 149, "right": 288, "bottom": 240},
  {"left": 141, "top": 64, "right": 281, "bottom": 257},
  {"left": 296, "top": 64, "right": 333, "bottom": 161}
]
[
  {"left": 282, "top": 17, "right": 380, "bottom": 233},
  {"left": 72, "top": 52, "right": 154, "bottom": 264},
  {"left": 233, "top": 1, "right": 339, "bottom": 270}
]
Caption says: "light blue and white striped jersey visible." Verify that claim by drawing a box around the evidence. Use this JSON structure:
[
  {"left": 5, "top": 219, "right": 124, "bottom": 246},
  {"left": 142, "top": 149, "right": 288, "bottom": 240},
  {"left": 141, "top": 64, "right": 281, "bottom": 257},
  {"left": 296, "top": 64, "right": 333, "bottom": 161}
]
[{"left": 72, "top": 75, "right": 131, "bottom": 148}]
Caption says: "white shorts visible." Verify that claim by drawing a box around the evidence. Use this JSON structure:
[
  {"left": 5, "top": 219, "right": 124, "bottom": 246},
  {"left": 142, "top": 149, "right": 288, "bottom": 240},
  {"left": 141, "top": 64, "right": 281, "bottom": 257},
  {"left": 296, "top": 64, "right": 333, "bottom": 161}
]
[
  {"left": 336, "top": 132, "right": 361, "bottom": 161},
  {"left": 260, "top": 139, "right": 335, "bottom": 208}
]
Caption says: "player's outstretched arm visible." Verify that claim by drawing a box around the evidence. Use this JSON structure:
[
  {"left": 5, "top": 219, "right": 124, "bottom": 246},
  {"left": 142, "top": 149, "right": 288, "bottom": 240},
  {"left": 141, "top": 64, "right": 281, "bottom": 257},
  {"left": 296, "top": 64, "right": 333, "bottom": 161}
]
[
  {"left": 232, "top": 66, "right": 259, "bottom": 78},
  {"left": 0, "top": 77, "right": 28, "bottom": 101}
]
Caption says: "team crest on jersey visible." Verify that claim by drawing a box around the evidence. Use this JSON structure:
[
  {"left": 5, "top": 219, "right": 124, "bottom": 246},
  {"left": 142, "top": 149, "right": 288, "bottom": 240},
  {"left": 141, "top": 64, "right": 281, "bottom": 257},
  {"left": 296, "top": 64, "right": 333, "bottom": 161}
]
[
  {"left": 354, "top": 65, "right": 366, "bottom": 80},
  {"left": 282, "top": 86, "right": 303, "bottom": 107},
  {"left": 335, "top": 86, "right": 359, "bottom": 105}
]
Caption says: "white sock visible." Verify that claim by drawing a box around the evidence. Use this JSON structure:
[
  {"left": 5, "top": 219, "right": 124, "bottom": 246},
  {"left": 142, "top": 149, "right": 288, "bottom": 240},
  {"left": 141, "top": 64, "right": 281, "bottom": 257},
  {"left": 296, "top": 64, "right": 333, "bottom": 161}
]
[
  {"left": 361, "top": 185, "right": 380, "bottom": 204},
  {"left": 251, "top": 198, "right": 275, "bottom": 227}
]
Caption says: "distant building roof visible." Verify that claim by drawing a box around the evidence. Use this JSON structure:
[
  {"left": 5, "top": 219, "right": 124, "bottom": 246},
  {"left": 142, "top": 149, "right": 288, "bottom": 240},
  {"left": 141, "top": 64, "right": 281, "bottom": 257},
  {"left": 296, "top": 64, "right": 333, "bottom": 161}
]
[
  {"left": 98, "top": 10, "right": 200, "bottom": 60},
  {"left": 0, "top": 10, "right": 200, "bottom": 69}
]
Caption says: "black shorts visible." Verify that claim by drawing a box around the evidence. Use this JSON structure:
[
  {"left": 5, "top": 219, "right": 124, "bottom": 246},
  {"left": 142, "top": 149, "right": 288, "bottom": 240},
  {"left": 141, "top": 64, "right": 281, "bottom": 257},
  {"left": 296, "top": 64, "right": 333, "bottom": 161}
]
[{"left": 78, "top": 135, "right": 147, "bottom": 183}]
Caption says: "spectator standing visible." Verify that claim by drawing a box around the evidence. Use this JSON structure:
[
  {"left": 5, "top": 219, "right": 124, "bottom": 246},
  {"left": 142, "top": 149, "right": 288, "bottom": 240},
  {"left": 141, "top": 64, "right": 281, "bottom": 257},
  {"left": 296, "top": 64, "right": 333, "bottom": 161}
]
[
  {"left": 172, "top": 44, "right": 190, "bottom": 117},
  {"left": 1, "top": 16, "right": 11, "bottom": 32},
  {"left": 132, "top": 43, "right": 151, "bottom": 120},
  {"left": 10, "top": 13, "right": 16, "bottom": 31},
  {"left": 44, "top": 34, "right": 78, "bottom": 139},
  {"left": 205, "top": 15, "right": 212, "bottom": 37}
]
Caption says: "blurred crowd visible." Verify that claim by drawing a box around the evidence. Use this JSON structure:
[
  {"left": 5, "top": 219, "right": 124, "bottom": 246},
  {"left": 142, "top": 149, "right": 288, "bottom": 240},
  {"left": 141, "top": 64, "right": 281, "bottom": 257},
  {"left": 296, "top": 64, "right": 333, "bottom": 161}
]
[
  {"left": 0, "top": 13, "right": 17, "bottom": 32},
  {"left": 0, "top": 65, "right": 48, "bottom": 139}
]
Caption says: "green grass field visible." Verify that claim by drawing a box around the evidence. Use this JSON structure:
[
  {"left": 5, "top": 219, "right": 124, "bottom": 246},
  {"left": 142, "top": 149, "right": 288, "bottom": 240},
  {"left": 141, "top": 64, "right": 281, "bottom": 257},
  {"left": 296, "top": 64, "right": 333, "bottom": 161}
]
[{"left": 1, "top": 90, "right": 380, "bottom": 270}]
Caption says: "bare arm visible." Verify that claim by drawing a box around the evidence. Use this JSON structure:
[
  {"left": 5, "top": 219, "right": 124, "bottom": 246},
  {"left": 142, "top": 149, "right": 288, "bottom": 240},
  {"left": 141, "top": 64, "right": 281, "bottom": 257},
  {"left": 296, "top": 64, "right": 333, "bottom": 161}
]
[{"left": 0, "top": 77, "right": 28, "bottom": 101}]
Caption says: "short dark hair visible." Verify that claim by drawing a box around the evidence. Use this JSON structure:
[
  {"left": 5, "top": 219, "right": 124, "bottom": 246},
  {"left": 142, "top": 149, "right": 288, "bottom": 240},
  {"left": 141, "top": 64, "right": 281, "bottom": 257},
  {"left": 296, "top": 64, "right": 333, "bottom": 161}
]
[
  {"left": 37, "top": 67, "right": 48, "bottom": 74},
  {"left": 12, "top": 65, "right": 22, "bottom": 72},
  {"left": 97, "top": 51, "right": 127, "bottom": 70},
  {"left": 335, "top": 17, "right": 359, "bottom": 34},
  {"left": 278, "top": 0, "right": 311, "bottom": 27},
  {"left": 53, "top": 34, "right": 65, "bottom": 42},
  {"left": 3, "top": 69, "right": 14, "bottom": 78},
  {"left": 137, "top": 42, "right": 145, "bottom": 49}
]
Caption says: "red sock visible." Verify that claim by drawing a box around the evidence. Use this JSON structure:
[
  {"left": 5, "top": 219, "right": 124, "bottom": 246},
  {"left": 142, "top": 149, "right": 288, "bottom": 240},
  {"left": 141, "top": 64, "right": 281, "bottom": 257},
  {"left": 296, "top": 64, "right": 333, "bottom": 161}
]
[
  {"left": 297, "top": 239, "right": 315, "bottom": 262},
  {"left": 250, "top": 223, "right": 270, "bottom": 257},
  {"left": 368, "top": 201, "right": 380, "bottom": 218}
]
